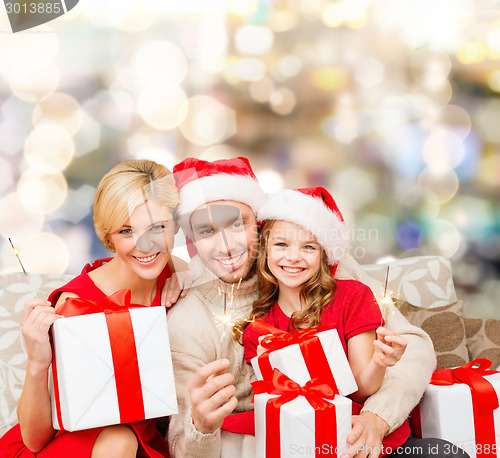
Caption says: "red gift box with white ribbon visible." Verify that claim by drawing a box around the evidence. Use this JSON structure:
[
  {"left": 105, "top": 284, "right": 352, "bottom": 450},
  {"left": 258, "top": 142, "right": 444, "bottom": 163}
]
[
  {"left": 410, "top": 359, "right": 500, "bottom": 458},
  {"left": 49, "top": 290, "right": 178, "bottom": 431},
  {"left": 253, "top": 369, "right": 352, "bottom": 458},
  {"left": 249, "top": 321, "right": 357, "bottom": 396}
]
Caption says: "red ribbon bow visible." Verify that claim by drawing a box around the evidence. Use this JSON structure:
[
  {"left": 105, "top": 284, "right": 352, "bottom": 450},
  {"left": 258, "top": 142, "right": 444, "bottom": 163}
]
[
  {"left": 252, "top": 369, "right": 339, "bottom": 457},
  {"left": 52, "top": 289, "right": 150, "bottom": 430},
  {"left": 249, "top": 320, "right": 339, "bottom": 389},
  {"left": 56, "top": 289, "right": 146, "bottom": 317}
]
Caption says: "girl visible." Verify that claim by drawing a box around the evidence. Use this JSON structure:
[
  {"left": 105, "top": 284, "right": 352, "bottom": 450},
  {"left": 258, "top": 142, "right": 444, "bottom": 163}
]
[
  {"left": 236, "top": 186, "right": 409, "bottom": 451},
  {"left": 0, "top": 160, "right": 186, "bottom": 458}
]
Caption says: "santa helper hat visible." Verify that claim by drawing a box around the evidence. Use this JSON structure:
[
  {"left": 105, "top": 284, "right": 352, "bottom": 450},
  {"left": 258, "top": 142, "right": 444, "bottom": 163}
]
[
  {"left": 173, "top": 157, "right": 266, "bottom": 250},
  {"left": 257, "top": 187, "right": 350, "bottom": 273}
]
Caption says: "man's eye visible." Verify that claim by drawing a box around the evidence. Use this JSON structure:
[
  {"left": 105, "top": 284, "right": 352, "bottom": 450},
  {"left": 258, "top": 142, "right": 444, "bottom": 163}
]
[{"left": 199, "top": 228, "right": 215, "bottom": 236}]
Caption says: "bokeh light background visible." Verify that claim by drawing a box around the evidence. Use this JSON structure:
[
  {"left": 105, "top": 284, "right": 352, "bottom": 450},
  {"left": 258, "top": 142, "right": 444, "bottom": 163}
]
[{"left": 0, "top": 0, "right": 499, "bottom": 318}]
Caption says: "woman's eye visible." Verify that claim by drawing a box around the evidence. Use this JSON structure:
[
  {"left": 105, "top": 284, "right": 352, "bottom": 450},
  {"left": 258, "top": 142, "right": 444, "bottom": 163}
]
[
  {"left": 119, "top": 229, "right": 133, "bottom": 235},
  {"left": 151, "top": 224, "right": 166, "bottom": 232},
  {"left": 304, "top": 245, "right": 316, "bottom": 250},
  {"left": 275, "top": 242, "right": 287, "bottom": 247}
]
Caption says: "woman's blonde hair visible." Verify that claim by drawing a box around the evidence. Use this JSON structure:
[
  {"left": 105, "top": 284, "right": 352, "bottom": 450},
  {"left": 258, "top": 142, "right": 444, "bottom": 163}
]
[
  {"left": 93, "top": 160, "right": 179, "bottom": 252},
  {"left": 233, "top": 219, "right": 336, "bottom": 341}
]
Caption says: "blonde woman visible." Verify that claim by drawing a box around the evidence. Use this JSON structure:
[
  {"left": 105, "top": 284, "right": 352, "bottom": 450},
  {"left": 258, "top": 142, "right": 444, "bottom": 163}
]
[{"left": 0, "top": 160, "right": 186, "bottom": 458}]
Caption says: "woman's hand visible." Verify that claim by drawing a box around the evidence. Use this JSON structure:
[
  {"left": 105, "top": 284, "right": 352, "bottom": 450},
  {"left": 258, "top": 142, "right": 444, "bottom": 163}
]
[
  {"left": 161, "top": 270, "right": 192, "bottom": 307},
  {"left": 21, "top": 298, "right": 61, "bottom": 372},
  {"left": 372, "top": 327, "right": 407, "bottom": 368}
]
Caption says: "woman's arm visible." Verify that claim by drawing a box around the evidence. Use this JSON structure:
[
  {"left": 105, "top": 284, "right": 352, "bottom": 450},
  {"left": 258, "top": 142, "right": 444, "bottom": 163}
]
[{"left": 17, "top": 292, "right": 77, "bottom": 452}]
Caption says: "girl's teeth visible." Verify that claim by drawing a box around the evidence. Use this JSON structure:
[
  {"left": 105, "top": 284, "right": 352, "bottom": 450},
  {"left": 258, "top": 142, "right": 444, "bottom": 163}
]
[{"left": 282, "top": 267, "right": 303, "bottom": 273}]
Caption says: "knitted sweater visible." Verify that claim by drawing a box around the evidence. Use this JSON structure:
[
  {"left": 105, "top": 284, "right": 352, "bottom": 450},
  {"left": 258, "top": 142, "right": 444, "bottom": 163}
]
[
  {"left": 167, "top": 254, "right": 436, "bottom": 457},
  {"left": 167, "top": 267, "right": 259, "bottom": 458}
]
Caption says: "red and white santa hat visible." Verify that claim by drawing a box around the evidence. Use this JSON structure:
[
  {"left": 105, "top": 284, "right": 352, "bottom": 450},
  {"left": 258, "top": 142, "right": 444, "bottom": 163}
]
[
  {"left": 257, "top": 187, "right": 349, "bottom": 266},
  {"left": 173, "top": 156, "right": 266, "bottom": 238}
]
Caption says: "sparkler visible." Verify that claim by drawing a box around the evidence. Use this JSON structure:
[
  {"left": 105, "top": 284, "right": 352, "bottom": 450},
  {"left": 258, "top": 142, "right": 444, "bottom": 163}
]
[
  {"left": 380, "top": 266, "right": 393, "bottom": 325},
  {"left": 8, "top": 238, "right": 37, "bottom": 294},
  {"left": 8, "top": 237, "right": 27, "bottom": 275}
]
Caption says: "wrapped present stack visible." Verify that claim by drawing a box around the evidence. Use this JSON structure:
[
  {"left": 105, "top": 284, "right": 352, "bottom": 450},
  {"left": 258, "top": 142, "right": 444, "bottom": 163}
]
[
  {"left": 50, "top": 290, "right": 178, "bottom": 432},
  {"left": 410, "top": 359, "right": 500, "bottom": 458},
  {"left": 249, "top": 321, "right": 357, "bottom": 458}
]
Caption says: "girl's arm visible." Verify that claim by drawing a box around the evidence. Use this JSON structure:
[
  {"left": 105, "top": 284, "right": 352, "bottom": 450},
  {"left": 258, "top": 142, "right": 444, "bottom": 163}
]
[
  {"left": 347, "top": 328, "right": 406, "bottom": 403},
  {"left": 17, "top": 292, "right": 77, "bottom": 452}
]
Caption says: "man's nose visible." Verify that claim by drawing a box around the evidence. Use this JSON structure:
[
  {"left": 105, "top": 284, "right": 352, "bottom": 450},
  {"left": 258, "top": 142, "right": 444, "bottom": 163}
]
[{"left": 216, "top": 228, "right": 238, "bottom": 255}]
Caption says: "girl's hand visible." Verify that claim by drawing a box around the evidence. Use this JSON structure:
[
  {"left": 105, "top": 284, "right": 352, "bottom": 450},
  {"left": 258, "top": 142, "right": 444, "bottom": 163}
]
[
  {"left": 372, "top": 327, "right": 407, "bottom": 368},
  {"left": 21, "top": 298, "right": 61, "bottom": 372},
  {"left": 161, "top": 271, "right": 192, "bottom": 307},
  {"left": 256, "top": 334, "right": 272, "bottom": 357}
]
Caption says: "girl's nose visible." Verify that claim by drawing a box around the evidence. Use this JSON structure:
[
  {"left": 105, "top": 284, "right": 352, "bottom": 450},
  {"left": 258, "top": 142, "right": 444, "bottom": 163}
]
[{"left": 285, "top": 246, "right": 300, "bottom": 262}]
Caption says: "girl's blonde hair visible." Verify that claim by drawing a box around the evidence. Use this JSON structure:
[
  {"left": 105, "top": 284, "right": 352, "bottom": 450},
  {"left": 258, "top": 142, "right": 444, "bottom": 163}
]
[
  {"left": 233, "top": 219, "right": 336, "bottom": 341},
  {"left": 93, "top": 160, "right": 179, "bottom": 252}
]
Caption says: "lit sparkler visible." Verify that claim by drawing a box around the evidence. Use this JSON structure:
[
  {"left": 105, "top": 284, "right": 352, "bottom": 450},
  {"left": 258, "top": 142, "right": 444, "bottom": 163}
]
[
  {"left": 380, "top": 266, "right": 394, "bottom": 325},
  {"left": 8, "top": 237, "right": 27, "bottom": 275},
  {"left": 8, "top": 238, "right": 36, "bottom": 294},
  {"left": 216, "top": 278, "right": 243, "bottom": 339}
]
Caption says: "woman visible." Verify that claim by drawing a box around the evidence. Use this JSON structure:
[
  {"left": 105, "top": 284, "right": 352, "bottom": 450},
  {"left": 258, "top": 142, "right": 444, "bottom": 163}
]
[{"left": 0, "top": 159, "right": 186, "bottom": 457}]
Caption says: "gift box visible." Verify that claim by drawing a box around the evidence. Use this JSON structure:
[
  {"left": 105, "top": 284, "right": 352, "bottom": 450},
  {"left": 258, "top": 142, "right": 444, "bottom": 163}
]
[
  {"left": 49, "top": 290, "right": 178, "bottom": 432},
  {"left": 411, "top": 359, "right": 500, "bottom": 458},
  {"left": 250, "top": 322, "right": 357, "bottom": 396},
  {"left": 253, "top": 369, "right": 352, "bottom": 458}
]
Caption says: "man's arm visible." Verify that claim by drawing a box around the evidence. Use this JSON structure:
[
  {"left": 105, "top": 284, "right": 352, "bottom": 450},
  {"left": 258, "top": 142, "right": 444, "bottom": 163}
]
[
  {"left": 360, "top": 302, "right": 435, "bottom": 431},
  {"left": 167, "top": 305, "right": 237, "bottom": 457}
]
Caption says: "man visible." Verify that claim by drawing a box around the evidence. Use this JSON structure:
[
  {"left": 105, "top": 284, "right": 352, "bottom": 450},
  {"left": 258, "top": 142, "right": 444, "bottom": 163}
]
[{"left": 166, "top": 157, "right": 465, "bottom": 458}]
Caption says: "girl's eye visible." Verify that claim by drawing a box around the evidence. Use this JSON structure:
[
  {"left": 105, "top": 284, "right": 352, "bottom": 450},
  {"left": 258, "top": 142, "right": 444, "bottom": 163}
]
[{"left": 275, "top": 242, "right": 287, "bottom": 247}]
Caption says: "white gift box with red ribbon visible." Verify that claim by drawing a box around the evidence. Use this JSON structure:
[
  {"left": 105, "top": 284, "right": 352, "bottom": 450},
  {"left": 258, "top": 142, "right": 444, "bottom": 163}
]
[
  {"left": 251, "top": 326, "right": 357, "bottom": 396},
  {"left": 253, "top": 370, "right": 352, "bottom": 458},
  {"left": 411, "top": 360, "right": 500, "bottom": 458},
  {"left": 50, "top": 296, "right": 178, "bottom": 432}
]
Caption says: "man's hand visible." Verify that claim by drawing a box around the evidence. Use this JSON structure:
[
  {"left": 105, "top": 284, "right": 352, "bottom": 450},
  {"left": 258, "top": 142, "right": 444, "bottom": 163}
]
[
  {"left": 342, "top": 411, "right": 389, "bottom": 458},
  {"left": 188, "top": 359, "right": 238, "bottom": 434}
]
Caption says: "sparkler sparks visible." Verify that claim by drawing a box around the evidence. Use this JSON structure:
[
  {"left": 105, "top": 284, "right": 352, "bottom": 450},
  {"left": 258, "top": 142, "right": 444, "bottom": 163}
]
[
  {"left": 8, "top": 237, "right": 27, "bottom": 275},
  {"left": 8, "top": 237, "right": 37, "bottom": 294},
  {"left": 216, "top": 278, "right": 243, "bottom": 340}
]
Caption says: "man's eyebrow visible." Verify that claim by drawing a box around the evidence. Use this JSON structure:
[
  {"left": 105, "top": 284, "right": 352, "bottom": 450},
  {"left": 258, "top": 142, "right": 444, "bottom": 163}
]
[{"left": 191, "top": 222, "right": 214, "bottom": 231}]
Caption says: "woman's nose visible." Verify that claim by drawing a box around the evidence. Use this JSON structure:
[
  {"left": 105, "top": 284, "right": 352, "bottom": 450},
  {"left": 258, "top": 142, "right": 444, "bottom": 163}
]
[{"left": 135, "top": 231, "right": 154, "bottom": 252}]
